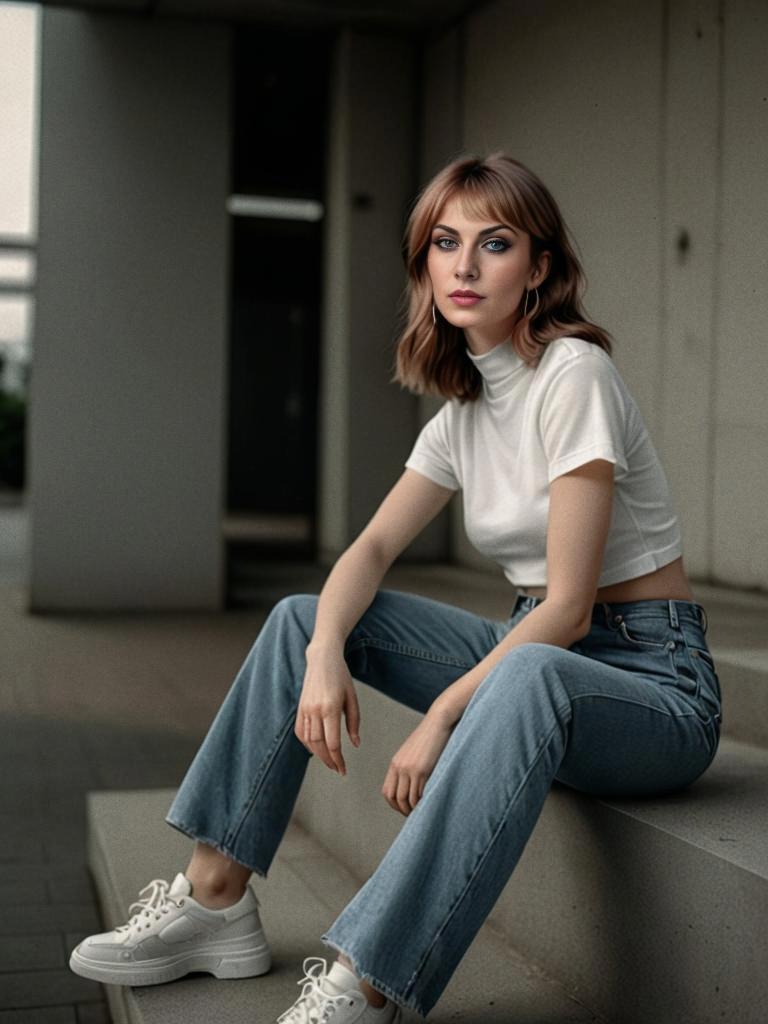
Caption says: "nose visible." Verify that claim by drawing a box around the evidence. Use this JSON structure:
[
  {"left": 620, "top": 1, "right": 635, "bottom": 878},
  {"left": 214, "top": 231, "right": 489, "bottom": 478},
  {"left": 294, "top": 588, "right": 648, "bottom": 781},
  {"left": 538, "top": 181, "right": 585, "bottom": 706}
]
[{"left": 454, "top": 249, "right": 478, "bottom": 280}]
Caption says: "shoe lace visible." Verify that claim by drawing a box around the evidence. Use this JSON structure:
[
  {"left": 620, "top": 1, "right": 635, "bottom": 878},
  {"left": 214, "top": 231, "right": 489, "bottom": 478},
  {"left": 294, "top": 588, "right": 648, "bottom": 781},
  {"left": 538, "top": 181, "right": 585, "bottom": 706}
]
[
  {"left": 115, "top": 878, "right": 183, "bottom": 935},
  {"left": 276, "top": 957, "right": 356, "bottom": 1024}
]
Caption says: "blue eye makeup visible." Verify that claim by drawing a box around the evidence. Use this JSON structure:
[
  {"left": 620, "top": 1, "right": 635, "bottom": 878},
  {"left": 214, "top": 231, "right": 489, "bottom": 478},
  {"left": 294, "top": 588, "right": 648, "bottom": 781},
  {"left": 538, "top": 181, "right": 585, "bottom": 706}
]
[{"left": 432, "top": 237, "right": 510, "bottom": 253}]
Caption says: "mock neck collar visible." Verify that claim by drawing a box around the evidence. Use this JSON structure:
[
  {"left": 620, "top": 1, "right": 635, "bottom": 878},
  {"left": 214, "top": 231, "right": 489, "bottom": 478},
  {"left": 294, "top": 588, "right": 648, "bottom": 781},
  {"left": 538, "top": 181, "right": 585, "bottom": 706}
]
[{"left": 465, "top": 338, "right": 527, "bottom": 397}]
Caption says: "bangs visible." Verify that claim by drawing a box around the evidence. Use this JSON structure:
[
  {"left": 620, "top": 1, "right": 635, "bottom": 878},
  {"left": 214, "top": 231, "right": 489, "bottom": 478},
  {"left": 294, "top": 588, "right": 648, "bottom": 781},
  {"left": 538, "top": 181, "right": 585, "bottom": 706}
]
[{"left": 436, "top": 173, "right": 530, "bottom": 238}]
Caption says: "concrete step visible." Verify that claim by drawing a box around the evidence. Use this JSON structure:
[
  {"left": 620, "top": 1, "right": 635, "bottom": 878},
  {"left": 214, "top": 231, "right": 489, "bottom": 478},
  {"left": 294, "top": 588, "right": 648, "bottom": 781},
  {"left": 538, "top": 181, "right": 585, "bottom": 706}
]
[
  {"left": 690, "top": 582, "right": 768, "bottom": 748},
  {"left": 293, "top": 671, "right": 768, "bottom": 1024},
  {"left": 84, "top": 789, "right": 607, "bottom": 1024}
]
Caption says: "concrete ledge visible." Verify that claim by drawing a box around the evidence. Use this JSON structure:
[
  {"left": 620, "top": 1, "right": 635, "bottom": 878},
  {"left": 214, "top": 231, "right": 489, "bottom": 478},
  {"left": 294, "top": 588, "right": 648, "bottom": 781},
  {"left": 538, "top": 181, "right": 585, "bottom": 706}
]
[
  {"left": 85, "top": 789, "right": 604, "bottom": 1024},
  {"left": 294, "top": 678, "right": 768, "bottom": 1024}
]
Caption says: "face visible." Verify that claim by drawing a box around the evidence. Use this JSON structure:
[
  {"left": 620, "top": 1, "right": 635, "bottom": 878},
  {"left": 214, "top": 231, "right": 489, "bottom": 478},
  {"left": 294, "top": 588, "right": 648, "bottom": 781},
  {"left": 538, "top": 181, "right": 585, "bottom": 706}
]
[{"left": 426, "top": 195, "right": 550, "bottom": 355}]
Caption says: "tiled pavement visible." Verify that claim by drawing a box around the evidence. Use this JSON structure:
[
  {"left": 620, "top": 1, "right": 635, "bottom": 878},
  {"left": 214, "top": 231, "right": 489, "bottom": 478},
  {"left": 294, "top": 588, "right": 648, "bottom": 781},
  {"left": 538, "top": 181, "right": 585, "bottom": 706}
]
[{"left": 0, "top": 492, "right": 273, "bottom": 1022}]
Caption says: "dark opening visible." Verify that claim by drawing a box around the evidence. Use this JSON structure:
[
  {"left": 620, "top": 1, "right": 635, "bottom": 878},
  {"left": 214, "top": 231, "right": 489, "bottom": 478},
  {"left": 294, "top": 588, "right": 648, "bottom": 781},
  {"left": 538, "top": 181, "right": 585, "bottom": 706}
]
[{"left": 225, "top": 23, "right": 333, "bottom": 607}]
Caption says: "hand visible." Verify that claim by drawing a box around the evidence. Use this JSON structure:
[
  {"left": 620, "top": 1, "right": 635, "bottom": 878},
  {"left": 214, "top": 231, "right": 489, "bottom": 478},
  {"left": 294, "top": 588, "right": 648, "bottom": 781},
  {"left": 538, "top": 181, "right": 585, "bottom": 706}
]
[
  {"left": 296, "top": 645, "right": 361, "bottom": 776},
  {"left": 381, "top": 712, "right": 454, "bottom": 816}
]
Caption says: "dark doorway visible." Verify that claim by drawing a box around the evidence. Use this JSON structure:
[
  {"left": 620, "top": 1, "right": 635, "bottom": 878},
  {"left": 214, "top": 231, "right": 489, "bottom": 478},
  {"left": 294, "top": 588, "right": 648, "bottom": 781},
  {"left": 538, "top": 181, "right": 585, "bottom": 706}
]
[{"left": 226, "top": 23, "right": 332, "bottom": 605}]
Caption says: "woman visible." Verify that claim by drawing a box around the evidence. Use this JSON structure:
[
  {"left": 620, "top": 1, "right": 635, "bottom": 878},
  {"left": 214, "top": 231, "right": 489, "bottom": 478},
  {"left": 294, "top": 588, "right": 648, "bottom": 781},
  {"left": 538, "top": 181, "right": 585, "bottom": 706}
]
[{"left": 69, "top": 153, "right": 722, "bottom": 1023}]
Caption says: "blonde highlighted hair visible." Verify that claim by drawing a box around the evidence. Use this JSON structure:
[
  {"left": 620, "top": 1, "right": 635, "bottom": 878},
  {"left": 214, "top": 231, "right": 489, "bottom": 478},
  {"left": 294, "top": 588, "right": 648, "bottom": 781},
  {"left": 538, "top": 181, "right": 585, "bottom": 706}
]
[{"left": 392, "top": 152, "right": 614, "bottom": 402}]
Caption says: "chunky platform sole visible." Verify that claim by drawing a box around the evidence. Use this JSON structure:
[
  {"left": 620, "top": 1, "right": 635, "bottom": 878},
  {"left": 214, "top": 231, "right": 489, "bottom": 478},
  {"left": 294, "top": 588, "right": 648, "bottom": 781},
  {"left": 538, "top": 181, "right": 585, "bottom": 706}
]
[{"left": 69, "top": 932, "right": 272, "bottom": 986}]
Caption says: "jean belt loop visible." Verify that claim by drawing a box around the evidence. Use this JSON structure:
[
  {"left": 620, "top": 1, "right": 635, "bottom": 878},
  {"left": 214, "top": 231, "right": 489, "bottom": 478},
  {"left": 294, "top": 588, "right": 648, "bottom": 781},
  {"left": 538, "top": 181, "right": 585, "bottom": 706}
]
[
  {"left": 699, "top": 604, "right": 708, "bottom": 634},
  {"left": 667, "top": 599, "right": 679, "bottom": 630}
]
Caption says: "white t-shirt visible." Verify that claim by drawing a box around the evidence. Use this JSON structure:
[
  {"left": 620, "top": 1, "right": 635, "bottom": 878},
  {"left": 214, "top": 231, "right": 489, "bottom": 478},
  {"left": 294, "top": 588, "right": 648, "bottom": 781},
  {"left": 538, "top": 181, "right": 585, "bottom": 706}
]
[{"left": 404, "top": 335, "right": 682, "bottom": 588}]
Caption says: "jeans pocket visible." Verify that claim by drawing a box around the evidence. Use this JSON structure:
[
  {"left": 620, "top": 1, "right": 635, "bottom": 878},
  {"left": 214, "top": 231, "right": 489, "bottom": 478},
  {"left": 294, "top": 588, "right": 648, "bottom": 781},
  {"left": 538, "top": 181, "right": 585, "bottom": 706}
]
[
  {"left": 685, "top": 642, "right": 724, "bottom": 725},
  {"left": 616, "top": 619, "right": 672, "bottom": 650}
]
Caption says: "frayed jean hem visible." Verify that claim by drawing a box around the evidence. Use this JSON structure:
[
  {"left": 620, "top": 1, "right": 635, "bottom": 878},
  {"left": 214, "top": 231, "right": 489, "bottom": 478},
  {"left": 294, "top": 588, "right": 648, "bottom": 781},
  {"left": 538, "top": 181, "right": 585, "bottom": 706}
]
[
  {"left": 320, "top": 934, "right": 429, "bottom": 1018},
  {"left": 164, "top": 815, "right": 268, "bottom": 879}
]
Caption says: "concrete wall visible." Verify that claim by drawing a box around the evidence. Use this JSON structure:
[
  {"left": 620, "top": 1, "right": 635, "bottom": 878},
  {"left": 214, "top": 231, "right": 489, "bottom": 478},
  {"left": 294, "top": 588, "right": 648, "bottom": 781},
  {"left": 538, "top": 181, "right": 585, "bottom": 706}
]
[
  {"left": 420, "top": 0, "right": 768, "bottom": 593},
  {"left": 318, "top": 29, "right": 439, "bottom": 561},
  {"left": 713, "top": 0, "right": 768, "bottom": 589},
  {"left": 30, "top": 9, "right": 231, "bottom": 610}
]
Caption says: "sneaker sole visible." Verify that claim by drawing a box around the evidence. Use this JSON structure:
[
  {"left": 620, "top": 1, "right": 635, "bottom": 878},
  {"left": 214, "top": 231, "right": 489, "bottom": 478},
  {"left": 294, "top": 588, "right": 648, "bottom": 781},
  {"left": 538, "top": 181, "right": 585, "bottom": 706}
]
[{"left": 69, "top": 934, "right": 272, "bottom": 986}]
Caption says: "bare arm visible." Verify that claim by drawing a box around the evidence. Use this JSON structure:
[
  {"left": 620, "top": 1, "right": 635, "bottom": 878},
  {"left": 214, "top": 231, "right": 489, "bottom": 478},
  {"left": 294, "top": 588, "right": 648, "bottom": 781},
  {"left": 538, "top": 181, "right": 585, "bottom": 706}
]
[
  {"left": 380, "top": 459, "right": 615, "bottom": 816},
  {"left": 427, "top": 458, "right": 615, "bottom": 728},
  {"left": 297, "top": 468, "right": 457, "bottom": 773}
]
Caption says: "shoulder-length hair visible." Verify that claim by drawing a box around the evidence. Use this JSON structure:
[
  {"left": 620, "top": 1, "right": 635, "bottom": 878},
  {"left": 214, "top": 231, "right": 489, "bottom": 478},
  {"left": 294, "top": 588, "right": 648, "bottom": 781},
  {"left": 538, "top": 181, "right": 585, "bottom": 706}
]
[{"left": 392, "top": 152, "right": 614, "bottom": 403}]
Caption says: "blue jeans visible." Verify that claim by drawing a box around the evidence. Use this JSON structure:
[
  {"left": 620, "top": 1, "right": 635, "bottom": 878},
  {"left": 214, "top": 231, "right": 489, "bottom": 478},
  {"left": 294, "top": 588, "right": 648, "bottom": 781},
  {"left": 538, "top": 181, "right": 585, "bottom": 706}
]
[{"left": 165, "top": 589, "right": 722, "bottom": 1017}]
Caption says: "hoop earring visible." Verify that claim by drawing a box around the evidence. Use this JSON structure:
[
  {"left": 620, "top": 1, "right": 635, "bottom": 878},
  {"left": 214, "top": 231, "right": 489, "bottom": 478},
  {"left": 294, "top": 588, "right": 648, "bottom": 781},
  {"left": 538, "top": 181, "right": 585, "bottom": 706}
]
[
  {"left": 523, "top": 286, "right": 540, "bottom": 318},
  {"left": 432, "top": 300, "right": 437, "bottom": 326}
]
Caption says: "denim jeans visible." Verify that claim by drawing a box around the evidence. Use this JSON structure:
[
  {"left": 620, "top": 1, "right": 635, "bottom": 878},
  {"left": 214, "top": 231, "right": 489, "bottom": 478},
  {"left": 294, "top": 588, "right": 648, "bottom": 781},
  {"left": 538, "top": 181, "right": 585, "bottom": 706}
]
[{"left": 165, "top": 588, "right": 722, "bottom": 1018}]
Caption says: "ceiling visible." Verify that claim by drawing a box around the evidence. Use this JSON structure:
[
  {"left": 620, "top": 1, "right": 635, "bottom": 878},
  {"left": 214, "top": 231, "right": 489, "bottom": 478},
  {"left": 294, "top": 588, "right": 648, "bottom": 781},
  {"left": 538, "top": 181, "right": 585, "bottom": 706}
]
[{"left": 28, "top": 0, "right": 488, "bottom": 31}]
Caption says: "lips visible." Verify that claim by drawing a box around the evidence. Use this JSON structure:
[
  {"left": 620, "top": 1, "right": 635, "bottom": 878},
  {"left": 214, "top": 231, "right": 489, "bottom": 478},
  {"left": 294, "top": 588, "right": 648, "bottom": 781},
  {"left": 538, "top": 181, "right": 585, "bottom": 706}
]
[
  {"left": 449, "top": 292, "right": 484, "bottom": 307},
  {"left": 450, "top": 290, "right": 483, "bottom": 298}
]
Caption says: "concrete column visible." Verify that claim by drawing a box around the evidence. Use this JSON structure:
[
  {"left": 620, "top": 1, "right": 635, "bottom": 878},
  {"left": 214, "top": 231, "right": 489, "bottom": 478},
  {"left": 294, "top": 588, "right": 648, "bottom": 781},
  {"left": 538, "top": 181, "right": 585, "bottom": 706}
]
[
  {"left": 711, "top": 0, "right": 768, "bottom": 589},
  {"left": 318, "top": 28, "right": 432, "bottom": 562},
  {"left": 30, "top": 9, "right": 231, "bottom": 610},
  {"left": 659, "top": 0, "right": 721, "bottom": 581}
]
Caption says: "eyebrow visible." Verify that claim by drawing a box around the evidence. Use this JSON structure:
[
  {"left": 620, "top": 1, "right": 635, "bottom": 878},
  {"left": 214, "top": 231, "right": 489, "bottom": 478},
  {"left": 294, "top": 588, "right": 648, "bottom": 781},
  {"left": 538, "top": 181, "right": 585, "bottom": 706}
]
[{"left": 432, "top": 223, "right": 517, "bottom": 236}]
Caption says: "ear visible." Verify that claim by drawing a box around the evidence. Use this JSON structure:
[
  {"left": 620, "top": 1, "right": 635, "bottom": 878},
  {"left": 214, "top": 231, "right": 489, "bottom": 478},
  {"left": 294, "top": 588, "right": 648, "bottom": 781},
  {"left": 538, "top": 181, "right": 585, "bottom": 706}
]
[{"left": 529, "top": 250, "right": 552, "bottom": 289}]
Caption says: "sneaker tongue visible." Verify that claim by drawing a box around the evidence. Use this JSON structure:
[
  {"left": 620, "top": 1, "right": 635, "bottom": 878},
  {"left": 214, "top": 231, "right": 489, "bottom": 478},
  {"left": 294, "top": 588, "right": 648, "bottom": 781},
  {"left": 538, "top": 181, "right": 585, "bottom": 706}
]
[
  {"left": 168, "top": 872, "right": 193, "bottom": 898},
  {"left": 323, "top": 960, "right": 361, "bottom": 996}
]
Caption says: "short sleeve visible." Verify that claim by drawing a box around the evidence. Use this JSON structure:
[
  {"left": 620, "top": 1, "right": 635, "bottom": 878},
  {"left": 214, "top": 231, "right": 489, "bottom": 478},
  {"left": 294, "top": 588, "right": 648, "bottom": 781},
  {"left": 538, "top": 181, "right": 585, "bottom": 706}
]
[
  {"left": 404, "top": 401, "right": 460, "bottom": 491},
  {"left": 539, "top": 352, "right": 630, "bottom": 483}
]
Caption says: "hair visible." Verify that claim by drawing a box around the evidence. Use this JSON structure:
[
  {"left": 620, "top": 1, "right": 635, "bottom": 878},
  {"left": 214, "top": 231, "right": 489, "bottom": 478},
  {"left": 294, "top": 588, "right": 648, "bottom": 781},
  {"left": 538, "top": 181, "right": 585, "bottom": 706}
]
[{"left": 391, "top": 151, "right": 614, "bottom": 402}]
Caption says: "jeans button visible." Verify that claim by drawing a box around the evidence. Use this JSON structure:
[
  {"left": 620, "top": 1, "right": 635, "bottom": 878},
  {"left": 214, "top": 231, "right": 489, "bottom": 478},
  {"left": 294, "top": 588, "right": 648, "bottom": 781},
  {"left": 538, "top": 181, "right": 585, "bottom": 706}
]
[{"left": 614, "top": 614, "right": 623, "bottom": 623}]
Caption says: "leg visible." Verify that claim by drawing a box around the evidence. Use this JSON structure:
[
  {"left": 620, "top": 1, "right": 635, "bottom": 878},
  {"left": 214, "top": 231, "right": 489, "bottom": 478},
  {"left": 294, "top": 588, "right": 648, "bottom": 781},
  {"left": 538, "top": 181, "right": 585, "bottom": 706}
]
[
  {"left": 321, "top": 602, "right": 720, "bottom": 1017},
  {"left": 165, "top": 588, "right": 512, "bottom": 877},
  {"left": 184, "top": 841, "right": 251, "bottom": 908},
  {"left": 71, "top": 588, "right": 510, "bottom": 990}
]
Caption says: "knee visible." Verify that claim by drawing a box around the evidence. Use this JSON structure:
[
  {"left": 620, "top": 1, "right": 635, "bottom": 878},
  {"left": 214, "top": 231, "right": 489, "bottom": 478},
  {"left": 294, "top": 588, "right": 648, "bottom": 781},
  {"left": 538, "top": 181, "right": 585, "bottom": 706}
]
[
  {"left": 269, "top": 593, "right": 318, "bottom": 634},
  {"left": 499, "top": 642, "right": 568, "bottom": 673},
  {"left": 482, "top": 643, "right": 572, "bottom": 707}
]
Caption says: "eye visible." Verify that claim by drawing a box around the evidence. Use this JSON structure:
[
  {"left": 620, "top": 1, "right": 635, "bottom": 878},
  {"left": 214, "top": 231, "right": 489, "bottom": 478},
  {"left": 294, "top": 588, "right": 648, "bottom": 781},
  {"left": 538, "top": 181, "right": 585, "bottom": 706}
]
[{"left": 431, "top": 237, "right": 510, "bottom": 253}]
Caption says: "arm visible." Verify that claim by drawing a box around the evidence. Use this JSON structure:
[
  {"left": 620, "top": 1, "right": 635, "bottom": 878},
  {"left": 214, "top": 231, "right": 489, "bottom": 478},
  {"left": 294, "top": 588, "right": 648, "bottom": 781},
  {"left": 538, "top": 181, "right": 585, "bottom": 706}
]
[
  {"left": 427, "top": 458, "right": 615, "bottom": 728},
  {"left": 307, "top": 468, "right": 456, "bottom": 655},
  {"left": 381, "top": 457, "right": 615, "bottom": 815},
  {"left": 298, "top": 469, "right": 457, "bottom": 774}
]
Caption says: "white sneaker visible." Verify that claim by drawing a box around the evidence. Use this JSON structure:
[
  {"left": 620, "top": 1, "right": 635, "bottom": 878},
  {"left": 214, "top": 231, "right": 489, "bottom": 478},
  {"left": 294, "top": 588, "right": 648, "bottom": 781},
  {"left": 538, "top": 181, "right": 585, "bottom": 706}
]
[
  {"left": 276, "top": 957, "right": 402, "bottom": 1024},
  {"left": 69, "top": 872, "right": 271, "bottom": 986}
]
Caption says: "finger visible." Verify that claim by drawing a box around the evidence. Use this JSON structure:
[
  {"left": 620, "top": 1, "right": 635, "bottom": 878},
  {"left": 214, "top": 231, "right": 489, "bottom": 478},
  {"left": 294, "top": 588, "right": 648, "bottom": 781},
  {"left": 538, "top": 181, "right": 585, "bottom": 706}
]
[
  {"left": 307, "top": 715, "right": 338, "bottom": 772},
  {"left": 322, "top": 711, "right": 346, "bottom": 775},
  {"left": 345, "top": 688, "right": 361, "bottom": 747},
  {"left": 409, "top": 775, "right": 420, "bottom": 812},
  {"left": 395, "top": 771, "right": 411, "bottom": 816},
  {"left": 295, "top": 712, "right": 308, "bottom": 746},
  {"left": 381, "top": 767, "right": 399, "bottom": 814},
  {"left": 306, "top": 738, "right": 336, "bottom": 772}
]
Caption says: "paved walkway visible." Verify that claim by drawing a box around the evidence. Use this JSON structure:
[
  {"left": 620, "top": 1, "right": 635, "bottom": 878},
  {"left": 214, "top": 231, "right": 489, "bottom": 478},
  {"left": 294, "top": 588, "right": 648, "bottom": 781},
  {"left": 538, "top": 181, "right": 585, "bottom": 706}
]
[{"left": 0, "top": 493, "right": 273, "bottom": 1023}]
